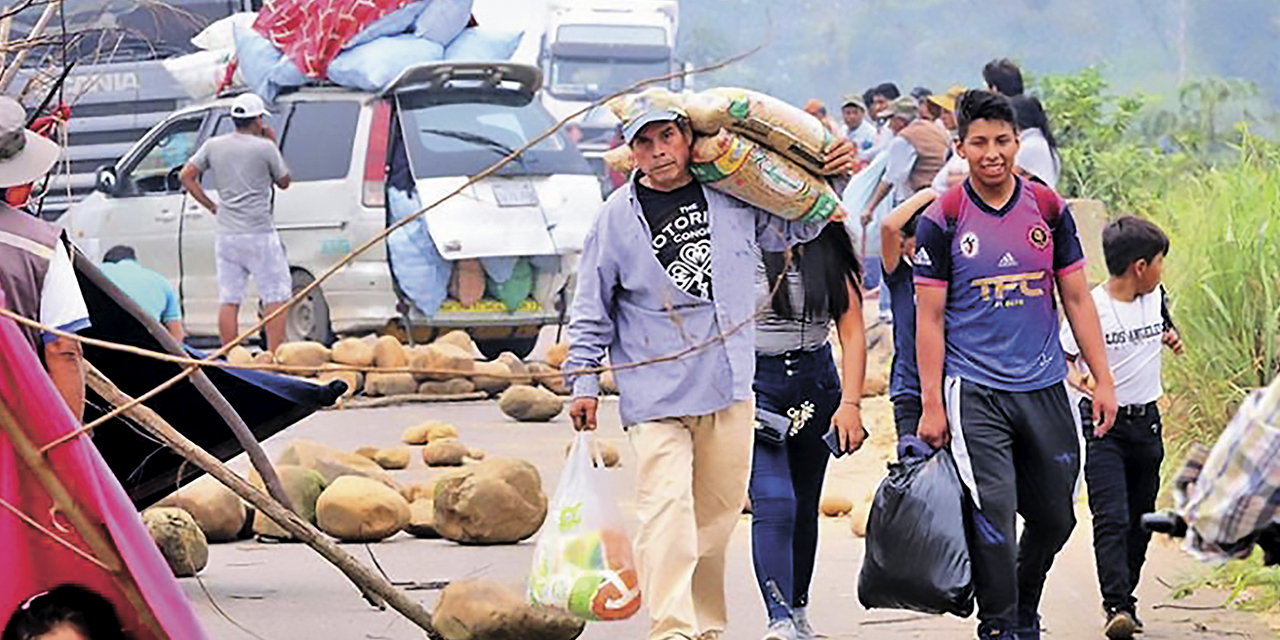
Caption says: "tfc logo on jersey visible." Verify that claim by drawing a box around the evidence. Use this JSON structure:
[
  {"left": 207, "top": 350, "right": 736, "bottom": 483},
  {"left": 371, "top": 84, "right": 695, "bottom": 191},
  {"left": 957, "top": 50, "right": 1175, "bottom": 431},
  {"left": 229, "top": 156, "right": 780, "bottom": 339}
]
[{"left": 970, "top": 271, "right": 1047, "bottom": 308}]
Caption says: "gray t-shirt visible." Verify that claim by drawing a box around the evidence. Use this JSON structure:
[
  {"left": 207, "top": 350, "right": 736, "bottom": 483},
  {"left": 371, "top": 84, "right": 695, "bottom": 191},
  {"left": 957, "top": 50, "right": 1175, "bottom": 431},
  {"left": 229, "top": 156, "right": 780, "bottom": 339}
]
[
  {"left": 754, "top": 251, "right": 833, "bottom": 356},
  {"left": 190, "top": 132, "right": 289, "bottom": 235}
]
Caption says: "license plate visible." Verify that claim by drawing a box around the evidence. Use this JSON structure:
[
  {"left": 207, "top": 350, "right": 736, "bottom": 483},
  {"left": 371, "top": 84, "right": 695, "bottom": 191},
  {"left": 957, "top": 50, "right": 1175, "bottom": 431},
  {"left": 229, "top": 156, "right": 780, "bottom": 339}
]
[{"left": 491, "top": 181, "right": 538, "bottom": 207}]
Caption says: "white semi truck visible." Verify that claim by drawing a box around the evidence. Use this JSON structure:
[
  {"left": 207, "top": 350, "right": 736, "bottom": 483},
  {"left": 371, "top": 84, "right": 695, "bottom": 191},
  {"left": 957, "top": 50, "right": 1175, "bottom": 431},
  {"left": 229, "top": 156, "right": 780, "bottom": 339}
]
[{"left": 538, "top": 0, "right": 683, "bottom": 192}]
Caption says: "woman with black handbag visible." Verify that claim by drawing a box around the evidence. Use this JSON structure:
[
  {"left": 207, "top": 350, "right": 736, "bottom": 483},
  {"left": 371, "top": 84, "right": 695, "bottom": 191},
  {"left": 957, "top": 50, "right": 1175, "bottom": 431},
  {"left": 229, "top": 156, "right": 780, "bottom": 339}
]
[{"left": 749, "top": 221, "right": 867, "bottom": 640}]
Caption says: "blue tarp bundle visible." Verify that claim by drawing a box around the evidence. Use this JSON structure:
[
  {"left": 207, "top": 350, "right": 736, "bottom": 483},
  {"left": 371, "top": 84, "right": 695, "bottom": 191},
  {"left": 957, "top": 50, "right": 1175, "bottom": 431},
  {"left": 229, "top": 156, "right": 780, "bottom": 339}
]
[
  {"left": 235, "top": 0, "right": 521, "bottom": 101},
  {"left": 387, "top": 187, "right": 452, "bottom": 315}
]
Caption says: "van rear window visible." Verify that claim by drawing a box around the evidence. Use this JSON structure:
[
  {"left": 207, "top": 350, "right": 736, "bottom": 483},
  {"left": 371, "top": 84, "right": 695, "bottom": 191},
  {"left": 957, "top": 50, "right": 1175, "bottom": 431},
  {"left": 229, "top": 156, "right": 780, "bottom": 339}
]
[
  {"left": 397, "top": 97, "right": 592, "bottom": 179},
  {"left": 281, "top": 102, "right": 361, "bottom": 181}
]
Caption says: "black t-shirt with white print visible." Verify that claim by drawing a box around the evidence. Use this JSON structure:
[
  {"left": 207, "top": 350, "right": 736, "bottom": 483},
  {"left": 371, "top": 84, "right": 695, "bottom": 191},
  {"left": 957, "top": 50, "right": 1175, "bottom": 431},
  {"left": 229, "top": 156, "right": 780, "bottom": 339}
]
[{"left": 636, "top": 178, "right": 714, "bottom": 300}]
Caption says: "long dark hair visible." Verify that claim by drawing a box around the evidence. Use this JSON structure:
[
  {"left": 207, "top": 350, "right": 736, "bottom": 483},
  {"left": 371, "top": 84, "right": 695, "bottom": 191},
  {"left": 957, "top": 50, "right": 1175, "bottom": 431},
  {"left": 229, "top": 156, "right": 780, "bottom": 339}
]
[
  {"left": 1010, "top": 95, "right": 1058, "bottom": 154},
  {"left": 762, "top": 222, "right": 863, "bottom": 321},
  {"left": 3, "top": 584, "right": 129, "bottom": 640}
]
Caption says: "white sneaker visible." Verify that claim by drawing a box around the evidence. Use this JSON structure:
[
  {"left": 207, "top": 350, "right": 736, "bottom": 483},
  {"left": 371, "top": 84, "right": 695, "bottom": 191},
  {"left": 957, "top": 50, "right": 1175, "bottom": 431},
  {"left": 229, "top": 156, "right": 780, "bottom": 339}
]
[
  {"left": 793, "top": 607, "right": 816, "bottom": 640},
  {"left": 763, "top": 618, "right": 798, "bottom": 640}
]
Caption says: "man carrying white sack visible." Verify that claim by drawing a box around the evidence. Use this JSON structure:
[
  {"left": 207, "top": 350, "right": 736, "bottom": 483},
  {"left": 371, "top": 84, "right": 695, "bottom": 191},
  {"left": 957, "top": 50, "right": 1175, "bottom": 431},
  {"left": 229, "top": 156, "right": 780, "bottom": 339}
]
[{"left": 565, "top": 88, "right": 855, "bottom": 640}]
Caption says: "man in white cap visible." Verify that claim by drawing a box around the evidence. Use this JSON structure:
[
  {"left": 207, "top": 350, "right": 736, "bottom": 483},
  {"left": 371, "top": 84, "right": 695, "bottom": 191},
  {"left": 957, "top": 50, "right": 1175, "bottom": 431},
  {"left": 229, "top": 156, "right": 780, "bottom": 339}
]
[
  {"left": 565, "top": 88, "right": 855, "bottom": 640},
  {"left": 180, "top": 93, "right": 292, "bottom": 352},
  {"left": 0, "top": 96, "right": 88, "bottom": 420}
]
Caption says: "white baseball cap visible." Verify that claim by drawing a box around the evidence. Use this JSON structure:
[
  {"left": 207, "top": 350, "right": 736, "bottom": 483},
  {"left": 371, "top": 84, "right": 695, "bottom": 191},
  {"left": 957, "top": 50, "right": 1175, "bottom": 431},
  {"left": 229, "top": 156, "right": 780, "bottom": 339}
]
[
  {"left": 230, "top": 93, "right": 268, "bottom": 119},
  {"left": 0, "top": 97, "right": 59, "bottom": 188}
]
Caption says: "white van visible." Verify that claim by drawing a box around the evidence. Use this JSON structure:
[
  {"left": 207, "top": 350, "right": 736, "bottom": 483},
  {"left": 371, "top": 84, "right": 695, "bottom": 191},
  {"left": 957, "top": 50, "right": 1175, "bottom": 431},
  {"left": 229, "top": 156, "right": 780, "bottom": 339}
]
[{"left": 62, "top": 62, "right": 602, "bottom": 357}]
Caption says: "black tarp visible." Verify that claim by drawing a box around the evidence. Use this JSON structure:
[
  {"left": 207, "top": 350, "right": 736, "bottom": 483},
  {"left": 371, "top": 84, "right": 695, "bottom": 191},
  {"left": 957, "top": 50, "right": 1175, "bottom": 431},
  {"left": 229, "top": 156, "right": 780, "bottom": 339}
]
[{"left": 75, "top": 259, "right": 344, "bottom": 510}]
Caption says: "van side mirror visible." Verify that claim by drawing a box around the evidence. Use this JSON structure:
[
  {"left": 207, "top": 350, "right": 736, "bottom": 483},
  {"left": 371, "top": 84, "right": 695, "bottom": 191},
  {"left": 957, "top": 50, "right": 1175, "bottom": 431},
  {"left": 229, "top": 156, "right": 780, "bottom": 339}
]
[{"left": 94, "top": 166, "right": 117, "bottom": 195}]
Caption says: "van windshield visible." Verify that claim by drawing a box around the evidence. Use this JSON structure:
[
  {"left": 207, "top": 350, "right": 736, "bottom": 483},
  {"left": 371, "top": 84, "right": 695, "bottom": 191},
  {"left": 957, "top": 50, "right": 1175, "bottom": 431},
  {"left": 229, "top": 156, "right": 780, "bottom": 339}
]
[{"left": 397, "top": 95, "right": 593, "bottom": 178}]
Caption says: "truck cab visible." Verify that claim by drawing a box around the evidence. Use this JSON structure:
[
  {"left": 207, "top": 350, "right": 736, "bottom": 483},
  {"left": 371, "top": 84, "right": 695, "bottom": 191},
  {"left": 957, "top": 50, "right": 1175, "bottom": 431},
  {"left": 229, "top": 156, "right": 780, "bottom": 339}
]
[{"left": 539, "top": 0, "right": 683, "bottom": 193}]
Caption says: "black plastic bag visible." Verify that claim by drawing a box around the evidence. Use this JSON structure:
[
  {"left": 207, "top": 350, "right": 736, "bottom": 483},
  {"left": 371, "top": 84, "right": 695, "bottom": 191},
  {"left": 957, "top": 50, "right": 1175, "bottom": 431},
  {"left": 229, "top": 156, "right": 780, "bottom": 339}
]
[{"left": 858, "top": 436, "right": 974, "bottom": 617}]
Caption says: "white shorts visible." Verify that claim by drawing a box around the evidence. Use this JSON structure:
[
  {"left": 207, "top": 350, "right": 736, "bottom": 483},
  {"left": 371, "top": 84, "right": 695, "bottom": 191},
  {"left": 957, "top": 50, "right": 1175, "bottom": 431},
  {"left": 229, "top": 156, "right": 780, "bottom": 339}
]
[{"left": 216, "top": 232, "right": 292, "bottom": 304}]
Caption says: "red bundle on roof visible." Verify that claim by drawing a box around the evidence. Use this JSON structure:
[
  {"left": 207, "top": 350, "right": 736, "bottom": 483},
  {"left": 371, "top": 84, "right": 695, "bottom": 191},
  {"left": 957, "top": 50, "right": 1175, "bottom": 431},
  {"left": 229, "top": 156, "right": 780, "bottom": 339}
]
[{"left": 253, "top": 0, "right": 418, "bottom": 78}]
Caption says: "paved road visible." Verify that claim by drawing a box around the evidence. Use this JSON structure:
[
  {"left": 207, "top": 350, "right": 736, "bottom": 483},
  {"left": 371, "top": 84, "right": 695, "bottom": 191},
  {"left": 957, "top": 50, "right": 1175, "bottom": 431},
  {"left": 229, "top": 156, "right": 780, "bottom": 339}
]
[{"left": 181, "top": 395, "right": 1273, "bottom": 640}]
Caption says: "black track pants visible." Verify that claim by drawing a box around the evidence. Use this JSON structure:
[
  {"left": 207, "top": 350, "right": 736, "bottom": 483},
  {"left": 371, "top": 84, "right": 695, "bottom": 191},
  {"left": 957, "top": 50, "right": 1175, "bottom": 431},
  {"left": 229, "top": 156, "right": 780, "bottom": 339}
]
[{"left": 946, "top": 377, "right": 1083, "bottom": 632}]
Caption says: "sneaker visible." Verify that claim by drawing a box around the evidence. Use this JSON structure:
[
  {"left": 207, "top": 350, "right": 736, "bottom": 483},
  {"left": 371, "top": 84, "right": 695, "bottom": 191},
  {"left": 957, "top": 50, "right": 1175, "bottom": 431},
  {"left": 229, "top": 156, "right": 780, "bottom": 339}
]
[
  {"left": 977, "top": 623, "right": 1016, "bottom": 640},
  {"left": 1014, "top": 613, "right": 1041, "bottom": 640},
  {"left": 762, "top": 618, "right": 798, "bottom": 640},
  {"left": 1104, "top": 609, "right": 1138, "bottom": 639},
  {"left": 792, "top": 607, "right": 815, "bottom": 640}
]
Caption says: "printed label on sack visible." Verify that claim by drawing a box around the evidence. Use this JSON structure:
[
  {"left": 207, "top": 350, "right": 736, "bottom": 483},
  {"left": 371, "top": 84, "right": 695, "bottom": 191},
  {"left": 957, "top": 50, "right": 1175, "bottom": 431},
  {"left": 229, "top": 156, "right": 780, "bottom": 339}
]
[
  {"left": 801, "top": 193, "right": 840, "bottom": 223},
  {"left": 750, "top": 147, "right": 805, "bottom": 196}
]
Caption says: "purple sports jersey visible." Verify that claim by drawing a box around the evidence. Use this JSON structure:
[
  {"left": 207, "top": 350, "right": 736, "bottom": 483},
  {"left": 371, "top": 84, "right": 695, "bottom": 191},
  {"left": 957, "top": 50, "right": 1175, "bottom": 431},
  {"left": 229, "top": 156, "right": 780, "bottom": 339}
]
[{"left": 913, "top": 178, "right": 1086, "bottom": 392}]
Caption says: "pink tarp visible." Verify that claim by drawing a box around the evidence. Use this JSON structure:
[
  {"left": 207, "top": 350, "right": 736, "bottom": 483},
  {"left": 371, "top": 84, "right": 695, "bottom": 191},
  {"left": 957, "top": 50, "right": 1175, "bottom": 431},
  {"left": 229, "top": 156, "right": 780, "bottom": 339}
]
[{"left": 0, "top": 292, "right": 208, "bottom": 639}]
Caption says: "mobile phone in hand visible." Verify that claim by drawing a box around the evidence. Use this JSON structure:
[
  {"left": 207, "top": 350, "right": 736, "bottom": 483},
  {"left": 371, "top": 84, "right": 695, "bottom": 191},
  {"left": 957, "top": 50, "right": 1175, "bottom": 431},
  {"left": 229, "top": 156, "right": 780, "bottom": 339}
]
[{"left": 823, "top": 427, "right": 869, "bottom": 458}]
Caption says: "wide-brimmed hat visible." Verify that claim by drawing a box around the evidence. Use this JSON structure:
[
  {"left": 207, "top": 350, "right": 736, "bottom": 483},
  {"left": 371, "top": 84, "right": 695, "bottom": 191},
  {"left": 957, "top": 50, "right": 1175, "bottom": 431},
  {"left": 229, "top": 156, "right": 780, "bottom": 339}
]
[
  {"left": 928, "top": 85, "right": 966, "bottom": 112},
  {"left": 0, "top": 97, "right": 59, "bottom": 189}
]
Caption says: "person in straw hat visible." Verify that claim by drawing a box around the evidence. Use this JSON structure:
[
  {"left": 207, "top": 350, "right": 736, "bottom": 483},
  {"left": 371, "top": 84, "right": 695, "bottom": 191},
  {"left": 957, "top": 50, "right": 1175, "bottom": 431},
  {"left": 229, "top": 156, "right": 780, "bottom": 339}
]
[{"left": 0, "top": 95, "right": 88, "bottom": 420}]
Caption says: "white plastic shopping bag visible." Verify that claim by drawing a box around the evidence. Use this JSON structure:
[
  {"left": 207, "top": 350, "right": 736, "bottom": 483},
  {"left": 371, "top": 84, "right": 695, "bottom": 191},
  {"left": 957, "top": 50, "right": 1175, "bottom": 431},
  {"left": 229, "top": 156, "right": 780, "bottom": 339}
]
[{"left": 528, "top": 434, "right": 641, "bottom": 621}]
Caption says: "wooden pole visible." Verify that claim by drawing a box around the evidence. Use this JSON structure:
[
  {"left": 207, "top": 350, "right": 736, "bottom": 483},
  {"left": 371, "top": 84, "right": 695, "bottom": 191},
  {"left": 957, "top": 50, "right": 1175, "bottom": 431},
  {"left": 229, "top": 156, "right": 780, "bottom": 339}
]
[
  {"left": 72, "top": 252, "right": 296, "bottom": 514},
  {"left": 83, "top": 362, "right": 444, "bottom": 640},
  {"left": 0, "top": 395, "right": 167, "bottom": 640}
]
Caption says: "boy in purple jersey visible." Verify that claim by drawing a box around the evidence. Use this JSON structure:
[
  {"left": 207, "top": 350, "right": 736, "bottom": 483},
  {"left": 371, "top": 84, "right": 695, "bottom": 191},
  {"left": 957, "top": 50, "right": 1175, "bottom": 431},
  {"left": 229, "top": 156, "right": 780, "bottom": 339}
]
[{"left": 912, "top": 90, "right": 1119, "bottom": 640}]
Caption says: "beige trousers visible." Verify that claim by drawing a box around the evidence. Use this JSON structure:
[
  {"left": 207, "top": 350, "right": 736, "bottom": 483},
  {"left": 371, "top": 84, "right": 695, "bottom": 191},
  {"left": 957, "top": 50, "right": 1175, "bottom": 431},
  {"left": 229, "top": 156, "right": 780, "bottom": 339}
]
[{"left": 628, "top": 399, "right": 754, "bottom": 640}]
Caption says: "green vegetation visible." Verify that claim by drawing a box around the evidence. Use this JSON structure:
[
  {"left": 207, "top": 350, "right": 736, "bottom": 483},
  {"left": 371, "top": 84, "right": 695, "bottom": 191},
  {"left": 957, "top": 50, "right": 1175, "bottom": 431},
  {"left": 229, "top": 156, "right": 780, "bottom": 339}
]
[
  {"left": 1174, "top": 548, "right": 1280, "bottom": 621},
  {"left": 1043, "top": 66, "right": 1280, "bottom": 616},
  {"left": 1035, "top": 66, "right": 1280, "bottom": 447}
]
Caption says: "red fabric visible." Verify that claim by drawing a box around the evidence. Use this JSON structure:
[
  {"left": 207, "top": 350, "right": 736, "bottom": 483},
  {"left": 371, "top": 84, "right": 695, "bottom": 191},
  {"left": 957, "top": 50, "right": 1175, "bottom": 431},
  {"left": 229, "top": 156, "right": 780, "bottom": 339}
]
[
  {"left": 253, "top": 0, "right": 418, "bottom": 78},
  {"left": 0, "top": 291, "right": 209, "bottom": 639}
]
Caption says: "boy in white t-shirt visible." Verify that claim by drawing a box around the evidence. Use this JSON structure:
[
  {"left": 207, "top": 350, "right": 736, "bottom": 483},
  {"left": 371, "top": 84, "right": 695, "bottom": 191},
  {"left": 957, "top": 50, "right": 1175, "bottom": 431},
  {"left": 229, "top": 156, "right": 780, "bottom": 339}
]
[{"left": 1060, "top": 216, "right": 1183, "bottom": 640}]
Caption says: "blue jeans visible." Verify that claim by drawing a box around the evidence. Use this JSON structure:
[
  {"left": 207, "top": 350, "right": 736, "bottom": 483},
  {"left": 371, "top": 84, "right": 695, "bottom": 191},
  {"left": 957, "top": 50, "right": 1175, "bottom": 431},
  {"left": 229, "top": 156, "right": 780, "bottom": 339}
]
[
  {"left": 862, "top": 255, "right": 892, "bottom": 315},
  {"left": 749, "top": 344, "right": 842, "bottom": 620}
]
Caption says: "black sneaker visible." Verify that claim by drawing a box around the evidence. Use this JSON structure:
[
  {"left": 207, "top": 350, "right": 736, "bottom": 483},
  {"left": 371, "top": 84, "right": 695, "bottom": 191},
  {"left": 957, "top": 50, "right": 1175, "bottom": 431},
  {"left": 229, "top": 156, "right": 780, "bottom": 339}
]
[
  {"left": 977, "top": 622, "right": 1016, "bottom": 640},
  {"left": 1104, "top": 609, "right": 1138, "bottom": 639}
]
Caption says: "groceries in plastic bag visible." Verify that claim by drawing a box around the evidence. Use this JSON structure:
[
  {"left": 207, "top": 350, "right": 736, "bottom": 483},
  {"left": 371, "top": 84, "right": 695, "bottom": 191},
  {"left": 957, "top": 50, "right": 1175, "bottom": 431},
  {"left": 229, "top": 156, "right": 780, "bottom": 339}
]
[
  {"left": 691, "top": 129, "right": 847, "bottom": 223},
  {"left": 529, "top": 435, "right": 641, "bottom": 622},
  {"left": 685, "top": 87, "right": 836, "bottom": 175},
  {"left": 858, "top": 436, "right": 974, "bottom": 617}
]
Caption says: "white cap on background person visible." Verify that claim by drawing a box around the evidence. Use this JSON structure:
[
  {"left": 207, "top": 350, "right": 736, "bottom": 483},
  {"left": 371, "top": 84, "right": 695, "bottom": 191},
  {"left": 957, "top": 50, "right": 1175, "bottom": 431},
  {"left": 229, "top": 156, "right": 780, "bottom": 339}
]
[{"left": 230, "top": 93, "right": 268, "bottom": 119}]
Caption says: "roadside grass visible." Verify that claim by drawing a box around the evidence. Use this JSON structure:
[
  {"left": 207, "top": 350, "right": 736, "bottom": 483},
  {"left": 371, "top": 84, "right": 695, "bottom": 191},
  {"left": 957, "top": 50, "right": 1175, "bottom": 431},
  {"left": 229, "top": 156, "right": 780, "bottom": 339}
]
[
  {"left": 1147, "top": 135, "right": 1280, "bottom": 614},
  {"left": 1152, "top": 133, "right": 1280, "bottom": 451},
  {"left": 1171, "top": 548, "right": 1280, "bottom": 629}
]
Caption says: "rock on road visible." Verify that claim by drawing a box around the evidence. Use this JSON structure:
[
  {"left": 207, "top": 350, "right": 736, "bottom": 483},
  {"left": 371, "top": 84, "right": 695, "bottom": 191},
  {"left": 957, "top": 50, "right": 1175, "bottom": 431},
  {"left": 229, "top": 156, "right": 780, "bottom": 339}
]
[{"left": 183, "top": 397, "right": 1273, "bottom": 640}]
